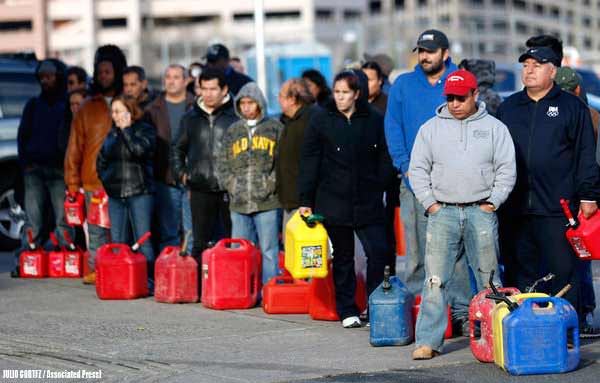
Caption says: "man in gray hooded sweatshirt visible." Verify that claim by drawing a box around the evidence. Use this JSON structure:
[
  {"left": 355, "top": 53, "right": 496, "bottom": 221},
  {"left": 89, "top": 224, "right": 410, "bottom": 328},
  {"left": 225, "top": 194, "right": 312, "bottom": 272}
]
[
  {"left": 217, "top": 82, "right": 282, "bottom": 287},
  {"left": 409, "top": 69, "right": 516, "bottom": 359}
]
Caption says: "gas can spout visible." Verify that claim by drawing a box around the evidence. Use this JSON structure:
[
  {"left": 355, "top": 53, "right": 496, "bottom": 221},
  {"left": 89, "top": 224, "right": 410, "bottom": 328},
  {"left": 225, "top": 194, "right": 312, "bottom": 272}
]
[{"left": 382, "top": 265, "right": 391, "bottom": 291}]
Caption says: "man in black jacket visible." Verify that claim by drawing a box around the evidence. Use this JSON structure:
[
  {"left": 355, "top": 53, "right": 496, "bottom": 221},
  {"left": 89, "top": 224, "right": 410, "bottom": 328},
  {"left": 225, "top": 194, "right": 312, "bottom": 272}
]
[
  {"left": 497, "top": 46, "right": 600, "bottom": 336},
  {"left": 205, "top": 44, "right": 252, "bottom": 96},
  {"left": 171, "top": 68, "right": 238, "bottom": 258}
]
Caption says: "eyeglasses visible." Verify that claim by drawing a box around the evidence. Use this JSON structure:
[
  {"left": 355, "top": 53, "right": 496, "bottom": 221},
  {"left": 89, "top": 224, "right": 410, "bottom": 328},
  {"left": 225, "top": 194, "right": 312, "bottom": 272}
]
[{"left": 446, "top": 94, "right": 469, "bottom": 103}]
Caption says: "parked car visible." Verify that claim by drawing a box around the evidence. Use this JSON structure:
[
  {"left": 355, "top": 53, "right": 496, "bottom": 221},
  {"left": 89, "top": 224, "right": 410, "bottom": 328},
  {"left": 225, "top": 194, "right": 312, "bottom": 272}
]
[{"left": 0, "top": 53, "right": 39, "bottom": 250}]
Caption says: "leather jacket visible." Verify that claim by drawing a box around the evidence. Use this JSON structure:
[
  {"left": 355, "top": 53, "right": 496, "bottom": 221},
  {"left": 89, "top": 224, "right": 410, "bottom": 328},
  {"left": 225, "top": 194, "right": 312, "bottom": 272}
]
[
  {"left": 96, "top": 120, "right": 156, "bottom": 198},
  {"left": 171, "top": 96, "right": 238, "bottom": 192}
]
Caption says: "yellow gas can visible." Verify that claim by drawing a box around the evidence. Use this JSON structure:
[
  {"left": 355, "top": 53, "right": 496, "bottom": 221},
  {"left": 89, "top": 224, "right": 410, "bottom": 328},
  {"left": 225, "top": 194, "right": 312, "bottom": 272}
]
[
  {"left": 492, "top": 292, "right": 549, "bottom": 369},
  {"left": 284, "top": 211, "right": 328, "bottom": 279}
]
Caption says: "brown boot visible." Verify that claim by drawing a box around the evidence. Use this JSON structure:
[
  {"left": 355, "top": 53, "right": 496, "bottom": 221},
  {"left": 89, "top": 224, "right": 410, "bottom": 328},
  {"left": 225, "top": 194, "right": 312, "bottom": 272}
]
[
  {"left": 412, "top": 345, "right": 439, "bottom": 360},
  {"left": 83, "top": 272, "right": 96, "bottom": 285}
]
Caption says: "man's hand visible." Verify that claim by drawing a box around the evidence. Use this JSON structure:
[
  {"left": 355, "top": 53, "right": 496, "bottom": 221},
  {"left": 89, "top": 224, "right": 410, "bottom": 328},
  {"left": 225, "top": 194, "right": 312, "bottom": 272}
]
[
  {"left": 580, "top": 201, "right": 598, "bottom": 219},
  {"left": 427, "top": 203, "right": 442, "bottom": 215},
  {"left": 479, "top": 203, "right": 495, "bottom": 213},
  {"left": 299, "top": 206, "right": 312, "bottom": 216}
]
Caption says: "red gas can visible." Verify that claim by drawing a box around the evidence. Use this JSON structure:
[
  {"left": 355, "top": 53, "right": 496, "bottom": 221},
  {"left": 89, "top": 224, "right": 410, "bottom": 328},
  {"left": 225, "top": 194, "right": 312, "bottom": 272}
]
[
  {"left": 95, "top": 232, "right": 151, "bottom": 300},
  {"left": 201, "top": 238, "right": 261, "bottom": 309},
  {"left": 62, "top": 230, "right": 83, "bottom": 278},
  {"left": 469, "top": 287, "right": 520, "bottom": 362},
  {"left": 263, "top": 276, "right": 310, "bottom": 314},
  {"left": 307, "top": 262, "right": 367, "bottom": 321},
  {"left": 47, "top": 233, "right": 64, "bottom": 278},
  {"left": 20, "top": 229, "right": 47, "bottom": 278},
  {"left": 64, "top": 191, "right": 85, "bottom": 226},
  {"left": 561, "top": 198, "right": 600, "bottom": 260},
  {"left": 155, "top": 234, "right": 198, "bottom": 303},
  {"left": 88, "top": 189, "right": 111, "bottom": 228},
  {"left": 413, "top": 295, "right": 453, "bottom": 339}
]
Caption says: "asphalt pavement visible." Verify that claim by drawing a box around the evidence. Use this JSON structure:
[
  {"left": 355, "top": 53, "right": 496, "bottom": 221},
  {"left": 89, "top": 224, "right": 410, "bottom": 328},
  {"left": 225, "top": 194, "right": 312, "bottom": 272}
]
[{"left": 0, "top": 252, "right": 598, "bottom": 383}]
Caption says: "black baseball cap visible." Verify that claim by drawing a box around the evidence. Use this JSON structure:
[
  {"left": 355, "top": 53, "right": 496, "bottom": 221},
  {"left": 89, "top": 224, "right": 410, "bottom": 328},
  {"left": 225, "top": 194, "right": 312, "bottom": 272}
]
[
  {"left": 206, "top": 43, "right": 230, "bottom": 62},
  {"left": 413, "top": 29, "right": 450, "bottom": 52},
  {"left": 518, "top": 47, "right": 559, "bottom": 65}
]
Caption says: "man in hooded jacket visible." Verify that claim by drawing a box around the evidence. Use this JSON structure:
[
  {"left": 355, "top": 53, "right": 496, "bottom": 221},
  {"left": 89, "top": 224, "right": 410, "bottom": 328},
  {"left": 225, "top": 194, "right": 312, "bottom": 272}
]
[
  {"left": 14, "top": 59, "right": 74, "bottom": 277},
  {"left": 217, "top": 82, "right": 282, "bottom": 287},
  {"left": 64, "top": 44, "right": 127, "bottom": 284}
]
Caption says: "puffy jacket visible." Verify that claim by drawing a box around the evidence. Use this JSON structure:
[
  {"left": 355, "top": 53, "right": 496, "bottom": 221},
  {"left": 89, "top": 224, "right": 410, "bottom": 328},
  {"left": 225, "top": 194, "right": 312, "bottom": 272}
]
[
  {"left": 171, "top": 95, "right": 238, "bottom": 192},
  {"left": 145, "top": 92, "right": 195, "bottom": 185},
  {"left": 96, "top": 120, "right": 156, "bottom": 198},
  {"left": 298, "top": 98, "right": 394, "bottom": 226},
  {"left": 217, "top": 83, "right": 282, "bottom": 214},
  {"left": 64, "top": 95, "right": 112, "bottom": 193},
  {"left": 497, "top": 84, "right": 600, "bottom": 216}
]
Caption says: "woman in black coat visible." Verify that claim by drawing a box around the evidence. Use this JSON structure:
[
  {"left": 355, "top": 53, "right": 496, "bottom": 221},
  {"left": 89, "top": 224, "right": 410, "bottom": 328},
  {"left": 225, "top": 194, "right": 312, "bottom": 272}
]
[
  {"left": 97, "top": 95, "right": 156, "bottom": 291},
  {"left": 298, "top": 71, "right": 394, "bottom": 328}
]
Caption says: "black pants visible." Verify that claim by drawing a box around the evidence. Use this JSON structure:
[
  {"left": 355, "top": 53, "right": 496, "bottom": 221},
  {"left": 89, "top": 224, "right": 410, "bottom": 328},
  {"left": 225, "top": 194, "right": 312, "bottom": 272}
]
[
  {"left": 189, "top": 190, "right": 231, "bottom": 257},
  {"left": 326, "top": 223, "right": 392, "bottom": 320},
  {"left": 500, "top": 214, "right": 580, "bottom": 318},
  {"left": 384, "top": 174, "right": 401, "bottom": 275}
]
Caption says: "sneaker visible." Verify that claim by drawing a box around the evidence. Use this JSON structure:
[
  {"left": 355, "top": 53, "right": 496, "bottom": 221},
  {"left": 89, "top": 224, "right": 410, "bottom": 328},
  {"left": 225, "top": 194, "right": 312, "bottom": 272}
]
[
  {"left": 580, "top": 323, "right": 600, "bottom": 339},
  {"left": 359, "top": 308, "right": 368, "bottom": 322},
  {"left": 412, "top": 345, "right": 439, "bottom": 360},
  {"left": 460, "top": 319, "right": 471, "bottom": 338},
  {"left": 342, "top": 316, "right": 362, "bottom": 328},
  {"left": 82, "top": 272, "right": 96, "bottom": 285}
]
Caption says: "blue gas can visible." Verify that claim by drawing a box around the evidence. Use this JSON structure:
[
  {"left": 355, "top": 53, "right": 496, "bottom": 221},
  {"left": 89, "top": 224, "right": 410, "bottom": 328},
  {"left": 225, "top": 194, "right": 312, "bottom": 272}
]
[
  {"left": 369, "top": 267, "right": 414, "bottom": 347},
  {"left": 503, "top": 297, "right": 579, "bottom": 375}
]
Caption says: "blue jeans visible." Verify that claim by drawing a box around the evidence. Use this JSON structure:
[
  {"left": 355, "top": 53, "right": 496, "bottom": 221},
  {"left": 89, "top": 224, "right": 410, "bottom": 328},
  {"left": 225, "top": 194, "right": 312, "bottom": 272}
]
[
  {"left": 400, "top": 183, "right": 473, "bottom": 321},
  {"left": 230, "top": 209, "right": 280, "bottom": 286},
  {"left": 84, "top": 191, "right": 110, "bottom": 270},
  {"left": 109, "top": 193, "right": 155, "bottom": 291},
  {"left": 23, "top": 167, "right": 74, "bottom": 248},
  {"left": 415, "top": 205, "right": 501, "bottom": 351},
  {"left": 155, "top": 182, "right": 192, "bottom": 254}
]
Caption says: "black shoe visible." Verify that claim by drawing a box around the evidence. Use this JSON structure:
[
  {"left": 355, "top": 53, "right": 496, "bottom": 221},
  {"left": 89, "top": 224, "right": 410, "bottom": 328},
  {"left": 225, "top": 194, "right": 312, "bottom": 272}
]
[
  {"left": 10, "top": 269, "right": 19, "bottom": 278},
  {"left": 580, "top": 323, "right": 600, "bottom": 339}
]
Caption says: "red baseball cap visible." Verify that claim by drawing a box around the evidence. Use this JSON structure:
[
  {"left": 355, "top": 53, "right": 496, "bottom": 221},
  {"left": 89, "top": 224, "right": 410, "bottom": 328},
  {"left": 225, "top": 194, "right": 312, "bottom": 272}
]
[{"left": 443, "top": 69, "right": 478, "bottom": 96}]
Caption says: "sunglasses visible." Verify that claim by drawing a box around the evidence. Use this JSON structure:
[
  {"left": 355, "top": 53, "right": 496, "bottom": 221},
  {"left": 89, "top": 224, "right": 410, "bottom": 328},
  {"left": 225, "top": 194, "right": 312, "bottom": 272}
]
[{"left": 446, "top": 94, "right": 469, "bottom": 103}]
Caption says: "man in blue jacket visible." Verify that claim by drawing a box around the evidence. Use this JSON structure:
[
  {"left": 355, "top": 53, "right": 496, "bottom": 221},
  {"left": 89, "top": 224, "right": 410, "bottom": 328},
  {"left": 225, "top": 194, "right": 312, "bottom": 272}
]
[
  {"left": 497, "top": 46, "right": 600, "bottom": 337},
  {"left": 384, "top": 29, "right": 473, "bottom": 334}
]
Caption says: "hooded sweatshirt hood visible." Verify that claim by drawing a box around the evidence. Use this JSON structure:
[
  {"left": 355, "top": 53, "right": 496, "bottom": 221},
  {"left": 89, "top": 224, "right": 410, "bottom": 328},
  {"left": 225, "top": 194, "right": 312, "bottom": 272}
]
[
  {"left": 436, "top": 100, "right": 488, "bottom": 121},
  {"left": 36, "top": 59, "right": 67, "bottom": 103},
  {"left": 234, "top": 82, "right": 268, "bottom": 121}
]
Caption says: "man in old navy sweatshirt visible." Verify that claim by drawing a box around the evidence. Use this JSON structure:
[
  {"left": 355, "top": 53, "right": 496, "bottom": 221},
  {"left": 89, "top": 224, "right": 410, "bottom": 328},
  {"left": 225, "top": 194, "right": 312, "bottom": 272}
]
[{"left": 384, "top": 29, "right": 473, "bottom": 334}]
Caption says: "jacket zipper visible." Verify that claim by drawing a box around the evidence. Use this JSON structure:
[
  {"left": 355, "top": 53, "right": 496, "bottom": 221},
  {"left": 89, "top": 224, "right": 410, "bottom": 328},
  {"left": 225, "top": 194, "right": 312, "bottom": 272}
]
[
  {"left": 208, "top": 114, "right": 215, "bottom": 185},
  {"left": 526, "top": 102, "right": 538, "bottom": 209}
]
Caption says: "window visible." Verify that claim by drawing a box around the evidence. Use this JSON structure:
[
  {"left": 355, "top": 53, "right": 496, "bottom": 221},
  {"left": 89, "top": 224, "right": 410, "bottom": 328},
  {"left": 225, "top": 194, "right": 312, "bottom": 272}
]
[
  {"left": 316, "top": 8, "right": 333, "bottom": 20},
  {"left": 369, "top": 0, "right": 382, "bottom": 14},
  {"left": 493, "top": 43, "right": 507, "bottom": 54},
  {"left": 100, "top": 18, "right": 127, "bottom": 28},
  {"left": 583, "top": 17, "right": 592, "bottom": 27},
  {"left": 493, "top": 20, "right": 508, "bottom": 30},
  {"left": 513, "top": 0, "right": 526, "bottom": 8},
  {"left": 515, "top": 21, "right": 528, "bottom": 34},
  {"left": 152, "top": 15, "right": 219, "bottom": 27},
  {"left": 343, "top": 9, "right": 362, "bottom": 21},
  {"left": 233, "top": 13, "right": 253, "bottom": 21},
  {"left": 534, "top": 4, "right": 544, "bottom": 15},
  {"left": 266, "top": 11, "right": 301, "bottom": 20},
  {"left": 584, "top": 37, "right": 592, "bottom": 49},
  {"left": 0, "top": 20, "right": 32, "bottom": 32},
  {"left": 394, "top": 0, "right": 405, "bottom": 8},
  {"left": 492, "top": 0, "right": 506, "bottom": 6},
  {"left": 438, "top": 14, "right": 451, "bottom": 25},
  {"left": 0, "top": 72, "right": 40, "bottom": 118},
  {"left": 550, "top": 7, "right": 560, "bottom": 19},
  {"left": 417, "top": 0, "right": 427, "bottom": 6}
]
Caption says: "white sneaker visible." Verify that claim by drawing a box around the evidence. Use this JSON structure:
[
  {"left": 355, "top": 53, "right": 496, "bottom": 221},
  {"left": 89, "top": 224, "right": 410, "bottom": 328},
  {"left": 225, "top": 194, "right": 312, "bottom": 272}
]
[{"left": 342, "top": 316, "right": 362, "bottom": 328}]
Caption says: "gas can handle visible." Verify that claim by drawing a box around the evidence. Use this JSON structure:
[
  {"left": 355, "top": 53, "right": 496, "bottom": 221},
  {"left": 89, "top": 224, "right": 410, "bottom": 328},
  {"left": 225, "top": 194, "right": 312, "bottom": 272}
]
[
  {"left": 131, "top": 231, "right": 152, "bottom": 251},
  {"left": 220, "top": 238, "right": 250, "bottom": 250},
  {"left": 520, "top": 296, "right": 558, "bottom": 312},
  {"left": 560, "top": 198, "right": 579, "bottom": 228},
  {"left": 273, "top": 275, "right": 294, "bottom": 284},
  {"left": 26, "top": 228, "right": 35, "bottom": 249}
]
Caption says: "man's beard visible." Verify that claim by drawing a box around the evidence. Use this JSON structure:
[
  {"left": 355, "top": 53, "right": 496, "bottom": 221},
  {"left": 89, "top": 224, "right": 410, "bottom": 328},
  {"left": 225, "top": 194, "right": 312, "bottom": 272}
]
[{"left": 420, "top": 59, "right": 444, "bottom": 75}]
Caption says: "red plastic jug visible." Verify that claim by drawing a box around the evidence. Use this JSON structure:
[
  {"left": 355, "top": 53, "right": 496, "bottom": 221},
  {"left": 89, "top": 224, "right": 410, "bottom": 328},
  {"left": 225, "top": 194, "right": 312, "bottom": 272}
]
[
  {"left": 201, "top": 238, "right": 262, "bottom": 309},
  {"left": 413, "top": 295, "right": 453, "bottom": 339},
  {"left": 308, "top": 262, "right": 367, "bottom": 321},
  {"left": 469, "top": 286, "right": 520, "bottom": 362},
  {"left": 561, "top": 198, "right": 600, "bottom": 260},
  {"left": 155, "top": 233, "right": 198, "bottom": 303},
  {"left": 64, "top": 191, "right": 85, "bottom": 226},
  {"left": 47, "top": 233, "right": 65, "bottom": 278},
  {"left": 62, "top": 230, "right": 83, "bottom": 278},
  {"left": 262, "top": 276, "right": 311, "bottom": 314},
  {"left": 95, "top": 232, "right": 151, "bottom": 300},
  {"left": 88, "top": 189, "right": 110, "bottom": 228},
  {"left": 20, "top": 229, "right": 47, "bottom": 278},
  {"left": 278, "top": 251, "right": 291, "bottom": 277}
]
